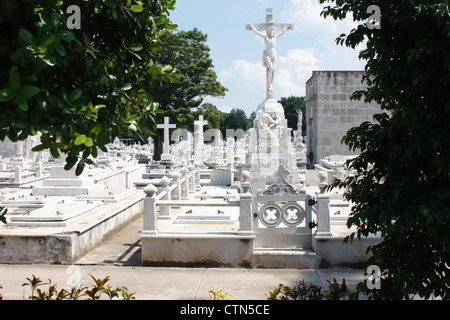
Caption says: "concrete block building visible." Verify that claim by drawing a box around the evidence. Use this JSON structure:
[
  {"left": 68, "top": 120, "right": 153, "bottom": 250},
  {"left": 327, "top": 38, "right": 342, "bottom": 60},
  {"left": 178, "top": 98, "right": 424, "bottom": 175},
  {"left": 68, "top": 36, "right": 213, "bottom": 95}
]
[{"left": 305, "top": 71, "right": 380, "bottom": 168}]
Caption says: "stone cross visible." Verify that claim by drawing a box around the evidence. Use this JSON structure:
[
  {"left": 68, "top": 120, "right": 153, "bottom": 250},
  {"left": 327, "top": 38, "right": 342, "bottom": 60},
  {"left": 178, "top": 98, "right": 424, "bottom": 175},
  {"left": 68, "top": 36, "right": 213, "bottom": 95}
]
[
  {"left": 196, "top": 115, "right": 208, "bottom": 127},
  {"left": 194, "top": 115, "right": 208, "bottom": 148},
  {"left": 246, "top": 8, "right": 293, "bottom": 99},
  {"left": 157, "top": 117, "right": 176, "bottom": 155}
]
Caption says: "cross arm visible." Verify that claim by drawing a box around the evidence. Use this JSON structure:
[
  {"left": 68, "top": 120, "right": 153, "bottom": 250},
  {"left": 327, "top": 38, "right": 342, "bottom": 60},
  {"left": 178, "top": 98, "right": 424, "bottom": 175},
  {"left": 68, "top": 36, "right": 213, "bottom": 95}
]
[{"left": 245, "top": 23, "right": 294, "bottom": 32}]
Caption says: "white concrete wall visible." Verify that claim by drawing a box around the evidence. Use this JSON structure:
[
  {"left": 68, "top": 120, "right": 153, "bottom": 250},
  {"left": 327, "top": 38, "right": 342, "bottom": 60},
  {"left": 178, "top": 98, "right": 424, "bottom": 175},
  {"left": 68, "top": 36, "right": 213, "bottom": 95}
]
[{"left": 306, "top": 71, "right": 380, "bottom": 167}]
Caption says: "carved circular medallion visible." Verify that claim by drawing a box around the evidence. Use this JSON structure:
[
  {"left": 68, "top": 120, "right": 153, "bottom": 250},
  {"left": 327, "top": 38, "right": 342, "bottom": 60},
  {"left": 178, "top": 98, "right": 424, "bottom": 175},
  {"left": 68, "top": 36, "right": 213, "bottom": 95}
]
[
  {"left": 259, "top": 203, "right": 282, "bottom": 227},
  {"left": 281, "top": 202, "right": 305, "bottom": 227}
]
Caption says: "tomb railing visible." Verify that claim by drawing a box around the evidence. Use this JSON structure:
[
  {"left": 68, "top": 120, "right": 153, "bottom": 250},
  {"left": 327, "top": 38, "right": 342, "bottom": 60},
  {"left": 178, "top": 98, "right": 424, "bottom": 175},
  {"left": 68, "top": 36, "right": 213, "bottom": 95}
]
[{"left": 238, "top": 166, "right": 332, "bottom": 240}]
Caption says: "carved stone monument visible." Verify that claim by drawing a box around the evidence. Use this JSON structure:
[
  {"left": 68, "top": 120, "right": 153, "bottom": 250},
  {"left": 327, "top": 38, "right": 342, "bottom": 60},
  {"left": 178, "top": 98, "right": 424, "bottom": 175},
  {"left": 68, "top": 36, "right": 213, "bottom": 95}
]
[
  {"left": 246, "top": 8, "right": 293, "bottom": 100},
  {"left": 194, "top": 115, "right": 208, "bottom": 164},
  {"left": 157, "top": 117, "right": 176, "bottom": 167},
  {"left": 246, "top": 9, "right": 298, "bottom": 187}
]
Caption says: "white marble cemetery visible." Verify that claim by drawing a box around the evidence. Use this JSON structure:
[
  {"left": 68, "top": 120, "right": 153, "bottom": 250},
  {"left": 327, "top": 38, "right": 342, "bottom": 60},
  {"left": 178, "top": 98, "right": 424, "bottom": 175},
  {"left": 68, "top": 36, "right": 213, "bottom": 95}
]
[{"left": 0, "top": 8, "right": 381, "bottom": 268}]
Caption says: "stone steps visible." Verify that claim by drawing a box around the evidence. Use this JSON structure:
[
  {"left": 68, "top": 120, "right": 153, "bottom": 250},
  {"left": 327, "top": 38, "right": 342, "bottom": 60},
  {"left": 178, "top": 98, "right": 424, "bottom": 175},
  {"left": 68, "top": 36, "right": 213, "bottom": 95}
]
[
  {"left": 253, "top": 247, "right": 316, "bottom": 256},
  {"left": 252, "top": 247, "right": 319, "bottom": 269}
]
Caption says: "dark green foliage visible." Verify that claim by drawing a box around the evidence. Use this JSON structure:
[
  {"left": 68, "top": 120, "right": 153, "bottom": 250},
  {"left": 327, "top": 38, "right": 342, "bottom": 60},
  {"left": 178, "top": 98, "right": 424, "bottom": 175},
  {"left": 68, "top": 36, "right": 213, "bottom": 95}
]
[
  {"left": 220, "top": 108, "right": 250, "bottom": 138},
  {"left": 321, "top": 0, "right": 450, "bottom": 299},
  {"left": 266, "top": 278, "right": 358, "bottom": 300},
  {"left": 198, "top": 103, "right": 222, "bottom": 130},
  {"left": 0, "top": 0, "right": 178, "bottom": 174},
  {"left": 145, "top": 28, "right": 227, "bottom": 159},
  {"left": 279, "top": 96, "right": 306, "bottom": 135}
]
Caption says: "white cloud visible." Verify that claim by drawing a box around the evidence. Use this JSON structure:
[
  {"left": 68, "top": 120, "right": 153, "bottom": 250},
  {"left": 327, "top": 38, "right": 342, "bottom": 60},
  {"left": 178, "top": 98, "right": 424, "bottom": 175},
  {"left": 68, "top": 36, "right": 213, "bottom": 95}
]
[
  {"left": 275, "top": 48, "right": 320, "bottom": 97},
  {"left": 281, "top": 0, "right": 358, "bottom": 36},
  {"left": 219, "top": 59, "right": 265, "bottom": 89},
  {"left": 216, "top": 104, "right": 233, "bottom": 113},
  {"left": 280, "top": 0, "right": 365, "bottom": 72}
]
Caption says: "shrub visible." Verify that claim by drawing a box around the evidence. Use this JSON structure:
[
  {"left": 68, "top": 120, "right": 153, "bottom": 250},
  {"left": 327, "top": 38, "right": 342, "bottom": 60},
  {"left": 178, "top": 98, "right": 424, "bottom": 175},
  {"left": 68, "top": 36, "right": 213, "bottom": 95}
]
[
  {"left": 22, "top": 274, "right": 135, "bottom": 300},
  {"left": 266, "top": 278, "right": 359, "bottom": 300}
]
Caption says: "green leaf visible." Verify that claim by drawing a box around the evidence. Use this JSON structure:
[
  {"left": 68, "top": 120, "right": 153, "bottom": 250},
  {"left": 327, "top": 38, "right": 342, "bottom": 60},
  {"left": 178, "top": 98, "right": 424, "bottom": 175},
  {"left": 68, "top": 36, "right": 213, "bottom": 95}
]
[
  {"left": 111, "top": 7, "right": 118, "bottom": 20},
  {"left": 7, "top": 127, "right": 18, "bottom": 142},
  {"left": 70, "top": 89, "right": 82, "bottom": 102},
  {"left": 64, "top": 160, "right": 77, "bottom": 170},
  {"left": 0, "top": 88, "right": 14, "bottom": 102},
  {"left": 104, "top": 0, "right": 115, "bottom": 9},
  {"left": 49, "top": 147, "right": 60, "bottom": 159},
  {"left": 83, "top": 33, "right": 90, "bottom": 46},
  {"left": 131, "top": 5, "right": 144, "bottom": 13},
  {"left": 51, "top": 142, "right": 67, "bottom": 149},
  {"left": 19, "top": 85, "right": 40, "bottom": 98},
  {"left": 22, "top": 73, "right": 37, "bottom": 84},
  {"left": 59, "top": 30, "right": 75, "bottom": 41},
  {"left": 51, "top": 12, "right": 60, "bottom": 27},
  {"left": 74, "top": 134, "right": 86, "bottom": 145},
  {"left": 15, "top": 96, "right": 28, "bottom": 111},
  {"left": 75, "top": 160, "right": 85, "bottom": 176},
  {"left": 84, "top": 137, "right": 94, "bottom": 147},
  {"left": 121, "top": 83, "right": 132, "bottom": 91},
  {"left": 129, "top": 43, "right": 143, "bottom": 51},
  {"left": 53, "top": 39, "right": 66, "bottom": 56},
  {"left": 40, "top": 34, "right": 56, "bottom": 47},
  {"left": 98, "top": 144, "right": 108, "bottom": 153},
  {"left": 90, "top": 124, "right": 103, "bottom": 136},
  {"left": 9, "top": 67, "right": 21, "bottom": 94},
  {"left": 14, "top": 119, "right": 30, "bottom": 129},
  {"left": 127, "top": 50, "right": 142, "bottom": 60},
  {"left": 31, "top": 144, "right": 48, "bottom": 152},
  {"left": 41, "top": 54, "right": 56, "bottom": 66},
  {"left": 11, "top": 47, "right": 32, "bottom": 60},
  {"left": 19, "top": 28, "right": 34, "bottom": 45}
]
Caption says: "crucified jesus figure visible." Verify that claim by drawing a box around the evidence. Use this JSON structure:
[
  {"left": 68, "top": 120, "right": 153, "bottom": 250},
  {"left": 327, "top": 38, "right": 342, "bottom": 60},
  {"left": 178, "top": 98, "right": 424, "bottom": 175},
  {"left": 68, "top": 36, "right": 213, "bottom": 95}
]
[{"left": 246, "top": 9, "right": 293, "bottom": 99}]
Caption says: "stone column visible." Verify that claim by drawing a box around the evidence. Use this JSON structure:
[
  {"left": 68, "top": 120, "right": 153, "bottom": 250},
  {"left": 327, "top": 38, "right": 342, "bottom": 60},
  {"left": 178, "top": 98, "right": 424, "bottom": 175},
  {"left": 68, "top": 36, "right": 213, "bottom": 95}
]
[
  {"left": 238, "top": 193, "right": 253, "bottom": 235},
  {"left": 170, "top": 171, "right": 181, "bottom": 201},
  {"left": 187, "top": 164, "right": 196, "bottom": 195},
  {"left": 158, "top": 176, "right": 171, "bottom": 219},
  {"left": 316, "top": 194, "right": 332, "bottom": 236},
  {"left": 14, "top": 166, "right": 22, "bottom": 183},
  {"left": 142, "top": 184, "right": 158, "bottom": 235},
  {"left": 193, "top": 161, "right": 201, "bottom": 191},
  {"left": 35, "top": 162, "right": 43, "bottom": 178},
  {"left": 240, "top": 170, "right": 251, "bottom": 193},
  {"left": 315, "top": 171, "right": 332, "bottom": 236},
  {"left": 180, "top": 167, "right": 189, "bottom": 200}
]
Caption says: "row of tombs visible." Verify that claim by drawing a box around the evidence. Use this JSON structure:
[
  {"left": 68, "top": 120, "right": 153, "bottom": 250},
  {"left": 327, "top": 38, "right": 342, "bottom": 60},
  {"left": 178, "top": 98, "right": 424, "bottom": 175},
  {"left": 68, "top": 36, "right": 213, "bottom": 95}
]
[{"left": 0, "top": 133, "right": 381, "bottom": 268}]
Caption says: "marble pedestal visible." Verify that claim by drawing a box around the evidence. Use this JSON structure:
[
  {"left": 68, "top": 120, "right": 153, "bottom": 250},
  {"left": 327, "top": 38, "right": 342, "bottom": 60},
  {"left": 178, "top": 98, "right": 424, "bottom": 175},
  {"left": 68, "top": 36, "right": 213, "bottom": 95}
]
[{"left": 33, "top": 165, "right": 102, "bottom": 196}]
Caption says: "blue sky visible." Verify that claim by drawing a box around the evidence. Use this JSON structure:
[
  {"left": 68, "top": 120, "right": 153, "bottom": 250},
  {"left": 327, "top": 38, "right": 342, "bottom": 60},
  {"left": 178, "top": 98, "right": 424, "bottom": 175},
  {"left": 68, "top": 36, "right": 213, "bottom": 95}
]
[{"left": 169, "top": 0, "right": 366, "bottom": 116}]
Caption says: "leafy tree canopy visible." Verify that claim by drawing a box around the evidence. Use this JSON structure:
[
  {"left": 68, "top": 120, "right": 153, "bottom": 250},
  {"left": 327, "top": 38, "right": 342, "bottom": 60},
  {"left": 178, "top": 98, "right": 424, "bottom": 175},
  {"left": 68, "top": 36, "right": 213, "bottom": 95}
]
[
  {"left": 197, "top": 103, "right": 222, "bottom": 130},
  {"left": 279, "top": 96, "right": 306, "bottom": 136},
  {"left": 145, "top": 28, "right": 227, "bottom": 159},
  {"left": 321, "top": 0, "right": 450, "bottom": 299},
  {"left": 0, "top": 0, "right": 177, "bottom": 175},
  {"left": 220, "top": 108, "right": 250, "bottom": 138}
]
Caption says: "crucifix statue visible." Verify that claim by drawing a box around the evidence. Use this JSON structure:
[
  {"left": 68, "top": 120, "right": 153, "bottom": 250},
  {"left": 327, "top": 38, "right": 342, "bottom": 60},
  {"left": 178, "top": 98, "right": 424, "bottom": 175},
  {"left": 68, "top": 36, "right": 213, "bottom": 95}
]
[{"left": 246, "top": 8, "right": 293, "bottom": 100}]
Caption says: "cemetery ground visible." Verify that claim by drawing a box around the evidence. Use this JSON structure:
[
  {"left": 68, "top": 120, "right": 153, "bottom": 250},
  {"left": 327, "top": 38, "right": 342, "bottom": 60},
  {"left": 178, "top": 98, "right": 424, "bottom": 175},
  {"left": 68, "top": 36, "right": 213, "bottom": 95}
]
[{"left": 0, "top": 211, "right": 366, "bottom": 300}]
